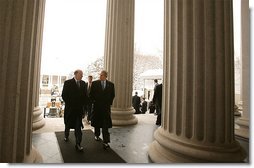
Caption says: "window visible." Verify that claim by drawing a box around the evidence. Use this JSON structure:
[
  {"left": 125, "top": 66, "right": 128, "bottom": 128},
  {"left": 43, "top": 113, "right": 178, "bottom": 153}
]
[{"left": 42, "top": 75, "right": 49, "bottom": 87}]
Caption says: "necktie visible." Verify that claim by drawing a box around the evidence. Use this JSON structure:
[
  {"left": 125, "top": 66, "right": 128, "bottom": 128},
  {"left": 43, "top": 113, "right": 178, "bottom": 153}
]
[
  {"left": 101, "top": 81, "right": 105, "bottom": 90},
  {"left": 77, "top": 81, "right": 80, "bottom": 88},
  {"left": 88, "top": 83, "right": 91, "bottom": 93}
]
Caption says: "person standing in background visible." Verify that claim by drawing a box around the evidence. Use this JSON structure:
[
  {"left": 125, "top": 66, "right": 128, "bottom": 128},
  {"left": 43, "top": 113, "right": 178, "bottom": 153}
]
[
  {"left": 148, "top": 101, "right": 155, "bottom": 114},
  {"left": 86, "top": 75, "right": 93, "bottom": 124},
  {"left": 62, "top": 69, "right": 88, "bottom": 151},
  {"left": 153, "top": 79, "right": 159, "bottom": 115},
  {"left": 154, "top": 79, "right": 159, "bottom": 89},
  {"left": 141, "top": 97, "right": 148, "bottom": 114},
  {"left": 132, "top": 92, "right": 141, "bottom": 114},
  {"left": 89, "top": 70, "right": 115, "bottom": 149},
  {"left": 152, "top": 83, "right": 162, "bottom": 125}
]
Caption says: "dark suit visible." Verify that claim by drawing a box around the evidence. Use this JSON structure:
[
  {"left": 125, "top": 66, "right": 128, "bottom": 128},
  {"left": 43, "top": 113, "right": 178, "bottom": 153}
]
[
  {"left": 62, "top": 78, "right": 87, "bottom": 145},
  {"left": 89, "top": 80, "right": 115, "bottom": 143},
  {"left": 152, "top": 83, "right": 162, "bottom": 125},
  {"left": 153, "top": 83, "right": 160, "bottom": 114},
  {"left": 85, "top": 82, "right": 93, "bottom": 122},
  {"left": 141, "top": 100, "right": 148, "bottom": 114},
  {"left": 132, "top": 95, "right": 141, "bottom": 114}
]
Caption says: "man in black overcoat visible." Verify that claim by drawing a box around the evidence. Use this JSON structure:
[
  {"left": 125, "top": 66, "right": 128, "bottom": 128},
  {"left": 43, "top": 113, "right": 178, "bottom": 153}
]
[
  {"left": 152, "top": 83, "right": 162, "bottom": 125},
  {"left": 62, "top": 69, "right": 88, "bottom": 151},
  {"left": 85, "top": 75, "right": 93, "bottom": 123},
  {"left": 132, "top": 92, "right": 141, "bottom": 114},
  {"left": 89, "top": 70, "right": 115, "bottom": 149}
]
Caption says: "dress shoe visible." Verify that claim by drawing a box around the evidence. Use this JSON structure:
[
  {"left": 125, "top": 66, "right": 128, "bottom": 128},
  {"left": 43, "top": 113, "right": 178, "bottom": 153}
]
[
  {"left": 156, "top": 122, "right": 161, "bottom": 126},
  {"left": 103, "top": 143, "right": 110, "bottom": 149},
  {"left": 95, "top": 136, "right": 100, "bottom": 141},
  {"left": 75, "top": 144, "right": 84, "bottom": 152},
  {"left": 64, "top": 137, "right": 69, "bottom": 142}
]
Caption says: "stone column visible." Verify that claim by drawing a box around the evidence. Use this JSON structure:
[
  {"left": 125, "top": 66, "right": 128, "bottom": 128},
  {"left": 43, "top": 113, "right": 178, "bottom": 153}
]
[
  {"left": 235, "top": 0, "right": 249, "bottom": 139},
  {"left": 104, "top": 0, "right": 137, "bottom": 125},
  {"left": 32, "top": 0, "right": 46, "bottom": 131},
  {"left": 148, "top": 0, "right": 246, "bottom": 162},
  {"left": 0, "top": 0, "right": 44, "bottom": 162}
]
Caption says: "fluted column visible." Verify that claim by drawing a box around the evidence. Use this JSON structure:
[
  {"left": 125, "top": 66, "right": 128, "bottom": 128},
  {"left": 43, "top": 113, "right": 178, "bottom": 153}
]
[
  {"left": 104, "top": 0, "right": 137, "bottom": 126},
  {"left": 0, "top": 0, "right": 44, "bottom": 162},
  {"left": 32, "top": 0, "right": 46, "bottom": 131},
  {"left": 235, "top": 0, "right": 249, "bottom": 139},
  {"left": 148, "top": 0, "right": 246, "bottom": 162}
]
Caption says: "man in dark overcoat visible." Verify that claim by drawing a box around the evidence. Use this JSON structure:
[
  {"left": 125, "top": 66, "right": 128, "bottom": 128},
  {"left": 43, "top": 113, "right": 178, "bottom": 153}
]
[
  {"left": 132, "top": 92, "right": 141, "bottom": 114},
  {"left": 62, "top": 69, "right": 88, "bottom": 151},
  {"left": 152, "top": 83, "right": 162, "bottom": 125},
  {"left": 85, "top": 75, "right": 93, "bottom": 123},
  {"left": 89, "top": 70, "right": 115, "bottom": 149}
]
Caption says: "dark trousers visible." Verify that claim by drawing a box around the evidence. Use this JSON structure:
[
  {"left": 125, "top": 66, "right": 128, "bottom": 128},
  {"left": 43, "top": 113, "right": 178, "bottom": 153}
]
[
  {"left": 156, "top": 113, "right": 161, "bottom": 125},
  {"left": 156, "top": 106, "right": 162, "bottom": 125},
  {"left": 94, "top": 126, "right": 110, "bottom": 143},
  {"left": 134, "top": 106, "right": 141, "bottom": 114},
  {"left": 86, "top": 103, "right": 93, "bottom": 121},
  {"left": 65, "top": 117, "right": 82, "bottom": 145},
  {"left": 155, "top": 104, "right": 160, "bottom": 115}
]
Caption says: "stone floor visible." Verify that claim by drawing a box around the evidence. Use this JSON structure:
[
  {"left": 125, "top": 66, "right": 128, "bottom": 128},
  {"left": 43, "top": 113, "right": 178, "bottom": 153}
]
[
  {"left": 32, "top": 113, "right": 249, "bottom": 164},
  {"left": 32, "top": 113, "right": 159, "bottom": 163}
]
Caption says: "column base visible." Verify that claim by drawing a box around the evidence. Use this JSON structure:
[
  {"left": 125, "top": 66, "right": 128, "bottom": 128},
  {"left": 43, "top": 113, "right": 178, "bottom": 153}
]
[
  {"left": 23, "top": 146, "right": 43, "bottom": 163},
  {"left": 148, "top": 128, "right": 246, "bottom": 163},
  {"left": 111, "top": 108, "right": 138, "bottom": 126},
  {"left": 235, "top": 118, "right": 249, "bottom": 139},
  {"left": 32, "top": 106, "right": 45, "bottom": 131}
]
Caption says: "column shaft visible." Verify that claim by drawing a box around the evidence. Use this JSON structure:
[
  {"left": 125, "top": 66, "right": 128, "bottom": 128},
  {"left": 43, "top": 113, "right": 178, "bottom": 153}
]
[
  {"left": 235, "top": 0, "right": 249, "bottom": 139},
  {"left": 0, "top": 0, "right": 44, "bottom": 162},
  {"left": 148, "top": 0, "right": 246, "bottom": 162},
  {"left": 31, "top": 0, "right": 46, "bottom": 131},
  {"left": 104, "top": 0, "right": 137, "bottom": 125}
]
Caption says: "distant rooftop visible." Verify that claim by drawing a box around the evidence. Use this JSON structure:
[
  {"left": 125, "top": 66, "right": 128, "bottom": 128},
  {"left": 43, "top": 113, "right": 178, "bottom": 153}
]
[{"left": 140, "top": 69, "right": 162, "bottom": 79}]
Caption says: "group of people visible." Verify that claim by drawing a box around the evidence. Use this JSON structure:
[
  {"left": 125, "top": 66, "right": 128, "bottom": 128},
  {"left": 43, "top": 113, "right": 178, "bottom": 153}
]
[
  {"left": 132, "top": 92, "right": 147, "bottom": 114},
  {"left": 61, "top": 69, "right": 162, "bottom": 152},
  {"left": 62, "top": 69, "right": 115, "bottom": 152},
  {"left": 131, "top": 79, "right": 163, "bottom": 125}
]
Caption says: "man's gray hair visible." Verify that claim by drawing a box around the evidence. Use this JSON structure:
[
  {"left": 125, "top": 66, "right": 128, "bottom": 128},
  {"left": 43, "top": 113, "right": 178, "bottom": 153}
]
[
  {"left": 101, "top": 70, "right": 108, "bottom": 77},
  {"left": 74, "top": 69, "right": 82, "bottom": 75}
]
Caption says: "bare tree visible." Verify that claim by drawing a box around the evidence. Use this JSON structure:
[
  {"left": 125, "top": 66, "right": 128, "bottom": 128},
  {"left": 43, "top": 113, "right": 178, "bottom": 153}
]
[
  {"left": 133, "top": 51, "right": 163, "bottom": 90},
  {"left": 85, "top": 57, "right": 104, "bottom": 80},
  {"left": 84, "top": 51, "right": 162, "bottom": 90}
]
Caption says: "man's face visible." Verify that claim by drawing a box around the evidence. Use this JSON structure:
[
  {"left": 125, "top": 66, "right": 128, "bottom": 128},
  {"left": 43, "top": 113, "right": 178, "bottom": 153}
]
[
  {"left": 99, "top": 72, "right": 106, "bottom": 81},
  {"left": 88, "top": 76, "right": 93, "bottom": 83},
  {"left": 76, "top": 71, "right": 83, "bottom": 81}
]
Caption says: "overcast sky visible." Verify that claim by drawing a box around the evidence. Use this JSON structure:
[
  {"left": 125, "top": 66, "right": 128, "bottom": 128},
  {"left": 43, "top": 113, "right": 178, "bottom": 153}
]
[
  {"left": 41, "top": 0, "right": 163, "bottom": 75},
  {"left": 41, "top": 0, "right": 249, "bottom": 76}
]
